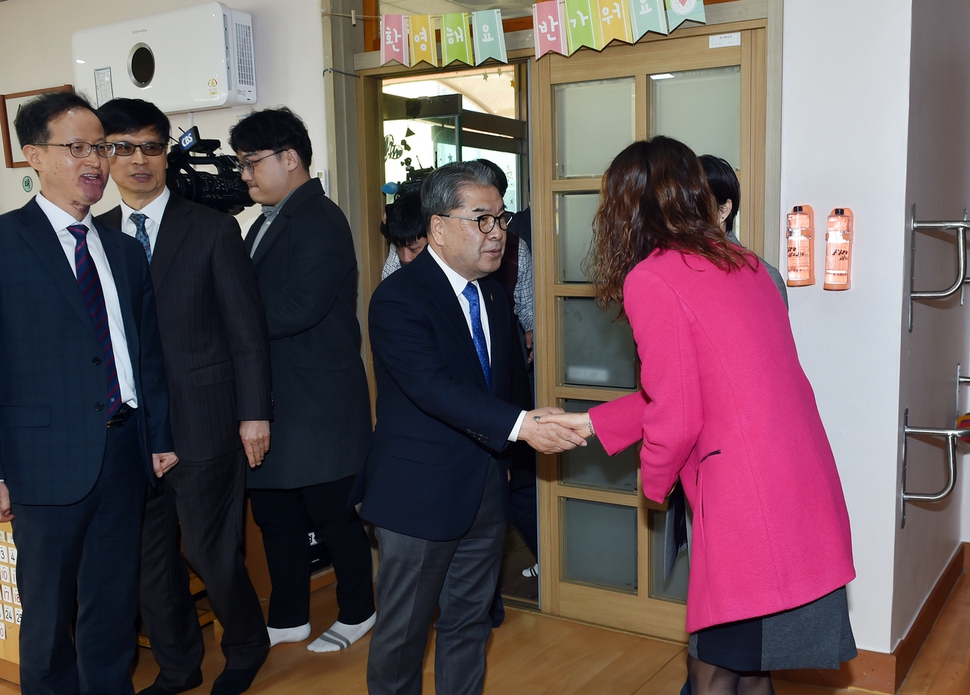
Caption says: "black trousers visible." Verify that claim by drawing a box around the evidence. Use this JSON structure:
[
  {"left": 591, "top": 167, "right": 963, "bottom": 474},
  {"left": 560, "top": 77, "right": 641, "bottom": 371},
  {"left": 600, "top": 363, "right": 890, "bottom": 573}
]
[
  {"left": 139, "top": 448, "right": 268, "bottom": 691},
  {"left": 249, "top": 475, "right": 374, "bottom": 627},
  {"left": 13, "top": 420, "right": 145, "bottom": 695}
]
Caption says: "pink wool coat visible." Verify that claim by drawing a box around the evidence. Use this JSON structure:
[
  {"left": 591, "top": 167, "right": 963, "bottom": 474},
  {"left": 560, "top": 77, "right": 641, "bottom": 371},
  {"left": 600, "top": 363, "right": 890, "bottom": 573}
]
[{"left": 590, "top": 250, "right": 855, "bottom": 634}]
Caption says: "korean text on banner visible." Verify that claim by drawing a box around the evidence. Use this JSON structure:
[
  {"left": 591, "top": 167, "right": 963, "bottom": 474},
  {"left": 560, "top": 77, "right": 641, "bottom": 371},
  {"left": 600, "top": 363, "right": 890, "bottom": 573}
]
[
  {"left": 410, "top": 14, "right": 438, "bottom": 67},
  {"left": 381, "top": 15, "right": 410, "bottom": 66},
  {"left": 442, "top": 13, "right": 474, "bottom": 65},
  {"left": 472, "top": 10, "right": 508, "bottom": 65},
  {"left": 563, "top": 0, "right": 600, "bottom": 54},
  {"left": 596, "top": 0, "right": 633, "bottom": 47},
  {"left": 628, "top": 0, "right": 668, "bottom": 40},
  {"left": 534, "top": 1, "right": 568, "bottom": 58},
  {"left": 666, "top": 0, "right": 706, "bottom": 31}
]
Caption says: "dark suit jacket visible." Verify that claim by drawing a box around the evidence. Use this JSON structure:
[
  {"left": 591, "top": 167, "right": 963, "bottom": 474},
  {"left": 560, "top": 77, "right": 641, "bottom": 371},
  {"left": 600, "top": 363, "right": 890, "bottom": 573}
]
[
  {"left": 97, "top": 193, "right": 271, "bottom": 462},
  {"left": 245, "top": 179, "right": 371, "bottom": 489},
  {"left": 351, "top": 248, "right": 523, "bottom": 542},
  {"left": 0, "top": 198, "right": 172, "bottom": 504}
]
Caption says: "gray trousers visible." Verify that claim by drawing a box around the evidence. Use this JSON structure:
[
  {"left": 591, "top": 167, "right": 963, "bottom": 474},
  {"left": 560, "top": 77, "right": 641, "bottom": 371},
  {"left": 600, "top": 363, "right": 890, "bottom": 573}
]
[{"left": 367, "top": 458, "right": 505, "bottom": 695}]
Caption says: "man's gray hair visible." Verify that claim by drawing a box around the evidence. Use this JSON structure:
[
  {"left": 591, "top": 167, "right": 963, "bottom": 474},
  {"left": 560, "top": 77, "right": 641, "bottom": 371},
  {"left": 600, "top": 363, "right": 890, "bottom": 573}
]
[{"left": 420, "top": 161, "right": 499, "bottom": 230}]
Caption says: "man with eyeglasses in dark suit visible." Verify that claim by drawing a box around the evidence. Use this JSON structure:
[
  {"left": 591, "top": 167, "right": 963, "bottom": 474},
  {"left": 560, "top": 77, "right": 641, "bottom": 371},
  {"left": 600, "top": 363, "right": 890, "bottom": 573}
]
[
  {"left": 95, "top": 98, "right": 272, "bottom": 695},
  {"left": 0, "top": 91, "right": 175, "bottom": 695}
]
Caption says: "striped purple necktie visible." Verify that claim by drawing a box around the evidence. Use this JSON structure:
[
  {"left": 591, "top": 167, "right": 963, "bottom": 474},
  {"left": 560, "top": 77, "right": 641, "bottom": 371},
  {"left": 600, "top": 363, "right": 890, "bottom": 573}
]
[{"left": 67, "top": 224, "right": 122, "bottom": 417}]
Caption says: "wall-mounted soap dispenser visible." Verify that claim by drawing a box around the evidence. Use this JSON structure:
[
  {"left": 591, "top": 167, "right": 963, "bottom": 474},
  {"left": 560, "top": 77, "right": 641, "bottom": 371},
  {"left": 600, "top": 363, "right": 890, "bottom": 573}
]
[
  {"left": 786, "top": 205, "right": 815, "bottom": 286},
  {"left": 823, "top": 208, "right": 854, "bottom": 290}
]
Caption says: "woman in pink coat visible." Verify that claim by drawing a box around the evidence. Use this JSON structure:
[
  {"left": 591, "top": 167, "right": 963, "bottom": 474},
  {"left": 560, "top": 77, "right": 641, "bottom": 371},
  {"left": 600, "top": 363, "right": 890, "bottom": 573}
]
[{"left": 543, "top": 137, "right": 856, "bottom": 695}]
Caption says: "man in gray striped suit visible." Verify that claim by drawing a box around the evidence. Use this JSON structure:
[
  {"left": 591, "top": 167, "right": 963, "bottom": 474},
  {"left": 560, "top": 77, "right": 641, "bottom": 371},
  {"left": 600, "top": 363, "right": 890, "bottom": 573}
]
[{"left": 96, "top": 98, "right": 273, "bottom": 695}]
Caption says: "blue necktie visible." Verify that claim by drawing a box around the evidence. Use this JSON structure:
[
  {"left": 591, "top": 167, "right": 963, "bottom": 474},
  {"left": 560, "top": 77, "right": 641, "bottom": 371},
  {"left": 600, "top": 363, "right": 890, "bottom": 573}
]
[
  {"left": 462, "top": 282, "right": 490, "bottom": 389},
  {"left": 67, "top": 224, "right": 122, "bottom": 417},
  {"left": 130, "top": 212, "right": 152, "bottom": 263}
]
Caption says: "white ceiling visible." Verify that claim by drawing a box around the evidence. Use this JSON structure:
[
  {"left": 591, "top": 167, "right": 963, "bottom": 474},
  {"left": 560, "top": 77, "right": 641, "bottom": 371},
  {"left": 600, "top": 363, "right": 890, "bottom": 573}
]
[{"left": 379, "top": 0, "right": 535, "bottom": 19}]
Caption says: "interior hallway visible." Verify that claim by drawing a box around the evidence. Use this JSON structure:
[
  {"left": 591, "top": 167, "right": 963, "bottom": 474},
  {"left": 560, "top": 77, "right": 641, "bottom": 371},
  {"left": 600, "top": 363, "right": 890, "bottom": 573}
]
[{"left": 1, "top": 571, "right": 967, "bottom": 693}]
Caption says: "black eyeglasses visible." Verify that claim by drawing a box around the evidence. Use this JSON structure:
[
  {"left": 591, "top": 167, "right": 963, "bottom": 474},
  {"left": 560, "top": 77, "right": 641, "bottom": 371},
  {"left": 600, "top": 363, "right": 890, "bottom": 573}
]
[
  {"left": 111, "top": 141, "right": 167, "bottom": 157},
  {"left": 235, "top": 149, "right": 286, "bottom": 175},
  {"left": 437, "top": 211, "right": 514, "bottom": 234},
  {"left": 32, "top": 142, "right": 115, "bottom": 158}
]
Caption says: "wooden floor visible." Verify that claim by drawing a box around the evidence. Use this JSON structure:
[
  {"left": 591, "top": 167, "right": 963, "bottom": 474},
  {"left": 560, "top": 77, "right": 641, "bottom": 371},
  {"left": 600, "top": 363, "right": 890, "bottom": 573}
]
[{"left": 2, "top": 573, "right": 970, "bottom": 694}]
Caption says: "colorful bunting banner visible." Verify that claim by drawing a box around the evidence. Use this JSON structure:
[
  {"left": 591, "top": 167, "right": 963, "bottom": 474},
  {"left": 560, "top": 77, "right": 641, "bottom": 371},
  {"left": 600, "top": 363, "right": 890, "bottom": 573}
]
[
  {"left": 472, "top": 10, "right": 508, "bottom": 65},
  {"left": 666, "top": 0, "right": 705, "bottom": 31},
  {"left": 596, "top": 0, "right": 633, "bottom": 47},
  {"left": 629, "top": 0, "right": 667, "bottom": 41},
  {"left": 409, "top": 14, "right": 438, "bottom": 67},
  {"left": 380, "top": 14, "right": 409, "bottom": 66},
  {"left": 563, "top": 0, "right": 599, "bottom": 54},
  {"left": 534, "top": 1, "right": 567, "bottom": 59},
  {"left": 375, "top": 0, "right": 704, "bottom": 67},
  {"left": 441, "top": 13, "right": 473, "bottom": 66}
]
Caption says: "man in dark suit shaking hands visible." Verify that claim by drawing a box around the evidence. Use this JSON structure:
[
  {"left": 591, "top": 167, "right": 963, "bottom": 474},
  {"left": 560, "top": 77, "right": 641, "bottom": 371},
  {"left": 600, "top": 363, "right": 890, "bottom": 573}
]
[
  {"left": 95, "top": 98, "right": 273, "bottom": 695},
  {"left": 1, "top": 92, "right": 176, "bottom": 694},
  {"left": 228, "top": 108, "right": 376, "bottom": 655},
  {"left": 353, "top": 161, "right": 586, "bottom": 695}
]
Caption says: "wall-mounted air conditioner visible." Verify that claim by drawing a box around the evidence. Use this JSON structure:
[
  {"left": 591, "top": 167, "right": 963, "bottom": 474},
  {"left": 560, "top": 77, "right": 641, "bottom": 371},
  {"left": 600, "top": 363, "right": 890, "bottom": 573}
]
[{"left": 72, "top": 2, "right": 257, "bottom": 114}]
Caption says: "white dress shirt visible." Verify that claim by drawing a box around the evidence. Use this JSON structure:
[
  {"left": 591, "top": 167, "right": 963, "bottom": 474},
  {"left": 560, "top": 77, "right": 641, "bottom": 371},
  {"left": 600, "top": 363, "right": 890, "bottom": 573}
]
[
  {"left": 119, "top": 186, "right": 170, "bottom": 255},
  {"left": 426, "top": 246, "right": 526, "bottom": 441},
  {"left": 36, "top": 193, "right": 138, "bottom": 407}
]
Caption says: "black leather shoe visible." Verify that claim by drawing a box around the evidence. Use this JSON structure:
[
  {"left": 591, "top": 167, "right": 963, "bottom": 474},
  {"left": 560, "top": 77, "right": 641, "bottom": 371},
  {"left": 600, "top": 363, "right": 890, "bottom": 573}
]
[{"left": 210, "top": 667, "right": 260, "bottom": 695}]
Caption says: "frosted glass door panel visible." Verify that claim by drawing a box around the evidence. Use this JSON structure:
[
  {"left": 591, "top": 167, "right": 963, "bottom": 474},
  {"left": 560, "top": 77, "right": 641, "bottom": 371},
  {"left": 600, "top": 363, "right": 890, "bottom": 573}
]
[
  {"left": 562, "top": 498, "right": 638, "bottom": 592},
  {"left": 561, "top": 399, "right": 638, "bottom": 492},
  {"left": 652, "top": 67, "right": 740, "bottom": 168},
  {"left": 648, "top": 508, "right": 690, "bottom": 602},
  {"left": 560, "top": 298, "right": 636, "bottom": 389},
  {"left": 557, "top": 193, "right": 599, "bottom": 283},
  {"left": 555, "top": 78, "right": 635, "bottom": 178}
]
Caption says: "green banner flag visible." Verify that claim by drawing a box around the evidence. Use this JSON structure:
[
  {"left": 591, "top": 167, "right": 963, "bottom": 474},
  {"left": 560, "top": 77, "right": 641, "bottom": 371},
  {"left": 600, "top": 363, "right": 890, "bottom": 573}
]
[
  {"left": 564, "top": 0, "right": 599, "bottom": 53},
  {"left": 472, "top": 10, "right": 508, "bottom": 65},
  {"left": 666, "top": 0, "right": 706, "bottom": 31},
  {"left": 629, "top": 0, "right": 667, "bottom": 40},
  {"left": 441, "top": 13, "right": 473, "bottom": 66}
]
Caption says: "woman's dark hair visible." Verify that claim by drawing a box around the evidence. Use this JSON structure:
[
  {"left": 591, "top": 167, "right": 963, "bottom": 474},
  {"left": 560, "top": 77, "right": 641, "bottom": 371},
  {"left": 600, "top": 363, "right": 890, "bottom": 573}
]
[
  {"left": 699, "top": 154, "right": 739, "bottom": 233},
  {"left": 14, "top": 91, "right": 97, "bottom": 149},
  {"left": 380, "top": 191, "right": 426, "bottom": 246},
  {"left": 228, "top": 107, "right": 313, "bottom": 172},
  {"left": 585, "top": 136, "right": 754, "bottom": 311},
  {"left": 97, "top": 98, "right": 171, "bottom": 142}
]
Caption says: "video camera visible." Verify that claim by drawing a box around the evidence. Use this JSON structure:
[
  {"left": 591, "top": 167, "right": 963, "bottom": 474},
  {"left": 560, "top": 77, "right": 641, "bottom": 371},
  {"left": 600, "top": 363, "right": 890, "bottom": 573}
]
[
  {"left": 382, "top": 161, "right": 433, "bottom": 199},
  {"left": 167, "top": 126, "right": 252, "bottom": 216}
]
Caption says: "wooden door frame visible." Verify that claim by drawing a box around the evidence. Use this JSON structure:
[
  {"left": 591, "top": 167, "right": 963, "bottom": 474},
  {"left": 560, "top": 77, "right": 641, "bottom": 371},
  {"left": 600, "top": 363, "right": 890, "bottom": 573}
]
[{"left": 532, "top": 20, "right": 768, "bottom": 642}]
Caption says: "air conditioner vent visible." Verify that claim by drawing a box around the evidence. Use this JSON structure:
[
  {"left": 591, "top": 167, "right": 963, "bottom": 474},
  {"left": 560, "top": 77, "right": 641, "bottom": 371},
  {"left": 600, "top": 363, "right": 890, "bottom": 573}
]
[{"left": 235, "top": 23, "right": 255, "bottom": 87}]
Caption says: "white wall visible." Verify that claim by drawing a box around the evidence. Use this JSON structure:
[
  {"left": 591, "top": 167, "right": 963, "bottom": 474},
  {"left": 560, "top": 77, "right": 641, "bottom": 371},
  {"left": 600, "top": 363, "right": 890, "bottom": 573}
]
[
  {"left": 897, "top": 0, "right": 970, "bottom": 645},
  {"left": 781, "top": 0, "right": 914, "bottom": 653},
  {"left": 0, "top": 0, "right": 330, "bottom": 235}
]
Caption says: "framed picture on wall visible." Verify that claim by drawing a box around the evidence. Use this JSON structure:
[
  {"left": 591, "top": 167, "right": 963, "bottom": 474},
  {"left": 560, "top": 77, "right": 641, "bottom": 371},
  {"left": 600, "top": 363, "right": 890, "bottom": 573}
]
[{"left": 1, "top": 85, "right": 74, "bottom": 168}]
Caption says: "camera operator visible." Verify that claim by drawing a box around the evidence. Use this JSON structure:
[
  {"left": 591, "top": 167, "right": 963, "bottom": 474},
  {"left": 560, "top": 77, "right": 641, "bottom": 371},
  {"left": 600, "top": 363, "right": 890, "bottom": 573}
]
[{"left": 95, "top": 98, "right": 273, "bottom": 695}]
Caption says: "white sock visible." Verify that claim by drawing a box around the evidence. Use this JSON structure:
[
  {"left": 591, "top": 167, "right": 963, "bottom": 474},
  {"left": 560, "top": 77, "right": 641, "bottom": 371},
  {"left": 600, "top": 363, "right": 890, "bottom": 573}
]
[
  {"left": 307, "top": 612, "right": 377, "bottom": 653},
  {"left": 267, "top": 622, "right": 311, "bottom": 647}
]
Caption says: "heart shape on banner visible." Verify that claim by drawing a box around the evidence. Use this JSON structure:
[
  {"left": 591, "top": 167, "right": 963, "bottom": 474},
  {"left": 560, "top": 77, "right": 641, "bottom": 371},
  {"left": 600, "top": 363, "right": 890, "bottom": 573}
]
[{"left": 669, "top": 0, "right": 697, "bottom": 15}]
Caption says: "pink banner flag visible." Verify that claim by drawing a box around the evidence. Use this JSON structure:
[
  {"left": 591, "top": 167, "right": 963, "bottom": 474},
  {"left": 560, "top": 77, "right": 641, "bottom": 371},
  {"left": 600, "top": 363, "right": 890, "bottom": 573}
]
[
  {"left": 380, "top": 15, "right": 409, "bottom": 66},
  {"left": 534, "top": 0, "right": 567, "bottom": 59}
]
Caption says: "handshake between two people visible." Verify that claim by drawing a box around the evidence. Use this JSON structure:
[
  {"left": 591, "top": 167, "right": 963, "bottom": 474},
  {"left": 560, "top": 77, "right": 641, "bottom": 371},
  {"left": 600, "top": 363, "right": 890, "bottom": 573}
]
[{"left": 517, "top": 408, "right": 595, "bottom": 455}]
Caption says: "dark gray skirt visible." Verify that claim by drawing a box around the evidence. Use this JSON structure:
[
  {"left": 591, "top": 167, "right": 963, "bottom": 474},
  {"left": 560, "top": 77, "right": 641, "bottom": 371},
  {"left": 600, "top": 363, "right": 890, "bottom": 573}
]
[{"left": 687, "top": 587, "right": 857, "bottom": 672}]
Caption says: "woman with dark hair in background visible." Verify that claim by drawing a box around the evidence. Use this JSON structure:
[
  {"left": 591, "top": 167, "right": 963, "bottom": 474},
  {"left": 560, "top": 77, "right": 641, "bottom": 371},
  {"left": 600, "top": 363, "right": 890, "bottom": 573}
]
[
  {"left": 698, "top": 154, "right": 788, "bottom": 307},
  {"left": 541, "top": 137, "right": 856, "bottom": 695}
]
